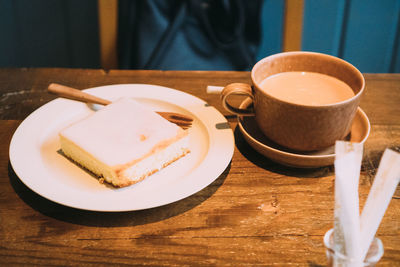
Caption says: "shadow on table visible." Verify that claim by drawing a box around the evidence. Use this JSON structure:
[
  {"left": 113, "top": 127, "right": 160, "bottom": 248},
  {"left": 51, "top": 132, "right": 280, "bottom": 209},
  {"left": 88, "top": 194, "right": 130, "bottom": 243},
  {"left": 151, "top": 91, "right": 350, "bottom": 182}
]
[
  {"left": 233, "top": 126, "right": 334, "bottom": 178},
  {"left": 8, "top": 162, "right": 230, "bottom": 227}
]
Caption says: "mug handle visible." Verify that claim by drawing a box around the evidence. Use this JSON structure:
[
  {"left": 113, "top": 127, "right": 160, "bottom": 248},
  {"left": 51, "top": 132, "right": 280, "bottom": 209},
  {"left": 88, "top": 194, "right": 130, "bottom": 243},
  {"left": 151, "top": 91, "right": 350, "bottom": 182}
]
[{"left": 221, "top": 83, "right": 255, "bottom": 116}]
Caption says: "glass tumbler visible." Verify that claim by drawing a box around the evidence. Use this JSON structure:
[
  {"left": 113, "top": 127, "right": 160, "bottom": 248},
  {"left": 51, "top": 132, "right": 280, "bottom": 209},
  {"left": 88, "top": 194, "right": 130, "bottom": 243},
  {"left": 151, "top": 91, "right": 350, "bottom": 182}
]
[{"left": 323, "top": 228, "right": 384, "bottom": 267}]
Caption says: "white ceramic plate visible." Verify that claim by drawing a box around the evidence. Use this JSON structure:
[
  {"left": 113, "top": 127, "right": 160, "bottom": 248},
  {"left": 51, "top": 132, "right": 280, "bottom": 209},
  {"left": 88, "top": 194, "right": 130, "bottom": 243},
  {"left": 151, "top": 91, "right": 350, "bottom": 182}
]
[{"left": 9, "top": 84, "right": 234, "bottom": 212}]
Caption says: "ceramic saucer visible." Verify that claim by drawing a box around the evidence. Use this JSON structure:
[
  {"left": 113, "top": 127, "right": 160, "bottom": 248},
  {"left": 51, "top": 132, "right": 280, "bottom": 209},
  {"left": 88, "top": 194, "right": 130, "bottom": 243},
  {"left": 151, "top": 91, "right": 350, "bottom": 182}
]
[{"left": 237, "top": 99, "right": 370, "bottom": 168}]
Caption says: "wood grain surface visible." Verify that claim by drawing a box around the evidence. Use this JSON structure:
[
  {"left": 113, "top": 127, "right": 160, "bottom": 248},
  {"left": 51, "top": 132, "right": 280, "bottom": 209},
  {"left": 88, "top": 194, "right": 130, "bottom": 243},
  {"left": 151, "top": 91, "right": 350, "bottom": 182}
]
[{"left": 0, "top": 69, "right": 399, "bottom": 266}]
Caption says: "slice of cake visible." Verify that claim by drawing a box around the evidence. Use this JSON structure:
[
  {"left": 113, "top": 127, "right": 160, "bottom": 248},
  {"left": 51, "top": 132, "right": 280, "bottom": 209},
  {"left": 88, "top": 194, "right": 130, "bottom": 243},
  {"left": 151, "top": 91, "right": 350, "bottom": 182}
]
[{"left": 59, "top": 97, "right": 190, "bottom": 187}]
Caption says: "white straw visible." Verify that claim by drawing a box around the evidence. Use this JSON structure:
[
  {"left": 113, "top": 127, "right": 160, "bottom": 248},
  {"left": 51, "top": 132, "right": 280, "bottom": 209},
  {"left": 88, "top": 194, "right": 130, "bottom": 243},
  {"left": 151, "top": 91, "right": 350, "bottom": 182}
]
[
  {"left": 334, "top": 141, "right": 363, "bottom": 266},
  {"left": 206, "top": 85, "right": 224, "bottom": 94},
  {"left": 360, "top": 148, "right": 400, "bottom": 260}
]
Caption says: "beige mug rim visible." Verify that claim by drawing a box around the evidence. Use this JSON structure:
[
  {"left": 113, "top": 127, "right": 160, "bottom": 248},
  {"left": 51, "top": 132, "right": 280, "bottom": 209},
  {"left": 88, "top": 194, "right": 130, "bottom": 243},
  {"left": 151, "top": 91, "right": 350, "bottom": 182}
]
[{"left": 250, "top": 51, "right": 365, "bottom": 109}]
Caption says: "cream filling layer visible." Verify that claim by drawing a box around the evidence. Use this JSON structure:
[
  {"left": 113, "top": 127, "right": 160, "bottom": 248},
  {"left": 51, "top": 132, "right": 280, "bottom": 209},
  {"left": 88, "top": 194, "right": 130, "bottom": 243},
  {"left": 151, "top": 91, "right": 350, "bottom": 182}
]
[
  {"left": 60, "top": 133, "right": 189, "bottom": 187},
  {"left": 60, "top": 98, "right": 184, "bottom": 167}
]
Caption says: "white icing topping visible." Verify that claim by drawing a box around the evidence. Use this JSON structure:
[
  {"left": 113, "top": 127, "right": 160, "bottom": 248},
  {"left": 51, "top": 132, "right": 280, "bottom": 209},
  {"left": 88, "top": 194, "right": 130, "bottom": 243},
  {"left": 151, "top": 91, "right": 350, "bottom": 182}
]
[{"left": 60, "top": 98, "right": 183, "bottom": 167}]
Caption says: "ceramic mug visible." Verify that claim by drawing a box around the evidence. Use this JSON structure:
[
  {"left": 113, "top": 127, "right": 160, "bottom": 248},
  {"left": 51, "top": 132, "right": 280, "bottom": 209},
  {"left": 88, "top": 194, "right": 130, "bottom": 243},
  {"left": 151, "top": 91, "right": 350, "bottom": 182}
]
[{"left": 221, "top": 51, "right": 365, "bottom": 151}]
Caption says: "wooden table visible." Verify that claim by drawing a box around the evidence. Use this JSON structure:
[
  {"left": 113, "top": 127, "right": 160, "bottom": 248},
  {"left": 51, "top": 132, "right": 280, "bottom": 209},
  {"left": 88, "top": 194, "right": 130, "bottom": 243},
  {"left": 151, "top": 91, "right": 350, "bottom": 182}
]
[{"left": 1, "top": 69, "right": 399, "bottom": 266}]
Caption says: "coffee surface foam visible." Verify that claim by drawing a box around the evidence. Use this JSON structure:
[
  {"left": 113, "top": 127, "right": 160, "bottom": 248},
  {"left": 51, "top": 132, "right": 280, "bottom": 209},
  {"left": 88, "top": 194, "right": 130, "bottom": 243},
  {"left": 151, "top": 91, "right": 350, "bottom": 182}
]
[{"left": 259, "top": 71, "right": 355, "bottom": 106}]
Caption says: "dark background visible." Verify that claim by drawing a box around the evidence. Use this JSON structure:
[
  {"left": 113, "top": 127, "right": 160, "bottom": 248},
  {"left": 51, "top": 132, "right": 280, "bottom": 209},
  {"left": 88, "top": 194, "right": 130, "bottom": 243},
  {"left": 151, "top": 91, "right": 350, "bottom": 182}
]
[{"left": 0, "top": 0, "right": 399, "bottom": 72}]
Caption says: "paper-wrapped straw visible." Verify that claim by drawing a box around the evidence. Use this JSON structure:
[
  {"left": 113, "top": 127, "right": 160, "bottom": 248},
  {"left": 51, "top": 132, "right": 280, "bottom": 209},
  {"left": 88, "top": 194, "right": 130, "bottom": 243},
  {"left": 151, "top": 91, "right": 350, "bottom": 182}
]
[
  {"left": 206, "top": 85, "right": 224, "bottom": 94},
  {"left": 360, "top": 148, "right": 400, "bottom": 260},
  {"left": 333, "top": 141, "right": 363, "bottom": 265}
]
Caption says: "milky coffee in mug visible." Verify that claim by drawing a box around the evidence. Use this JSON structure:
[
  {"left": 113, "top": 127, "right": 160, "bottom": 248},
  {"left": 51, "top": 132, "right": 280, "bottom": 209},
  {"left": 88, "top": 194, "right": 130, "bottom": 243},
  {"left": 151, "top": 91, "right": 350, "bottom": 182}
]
[
  {"left": 221, "top": 52, "right": 365, "bottom": 151},
  {"left": 259, "top": 71, "right": 355, "bottom": 106}
]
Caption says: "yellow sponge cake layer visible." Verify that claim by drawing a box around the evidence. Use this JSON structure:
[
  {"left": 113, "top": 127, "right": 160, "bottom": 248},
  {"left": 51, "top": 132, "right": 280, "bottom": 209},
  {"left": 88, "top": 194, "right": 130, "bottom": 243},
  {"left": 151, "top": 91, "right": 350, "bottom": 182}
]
[{"left": 59, "top": 98, "right": 189, "bottom": 187}]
